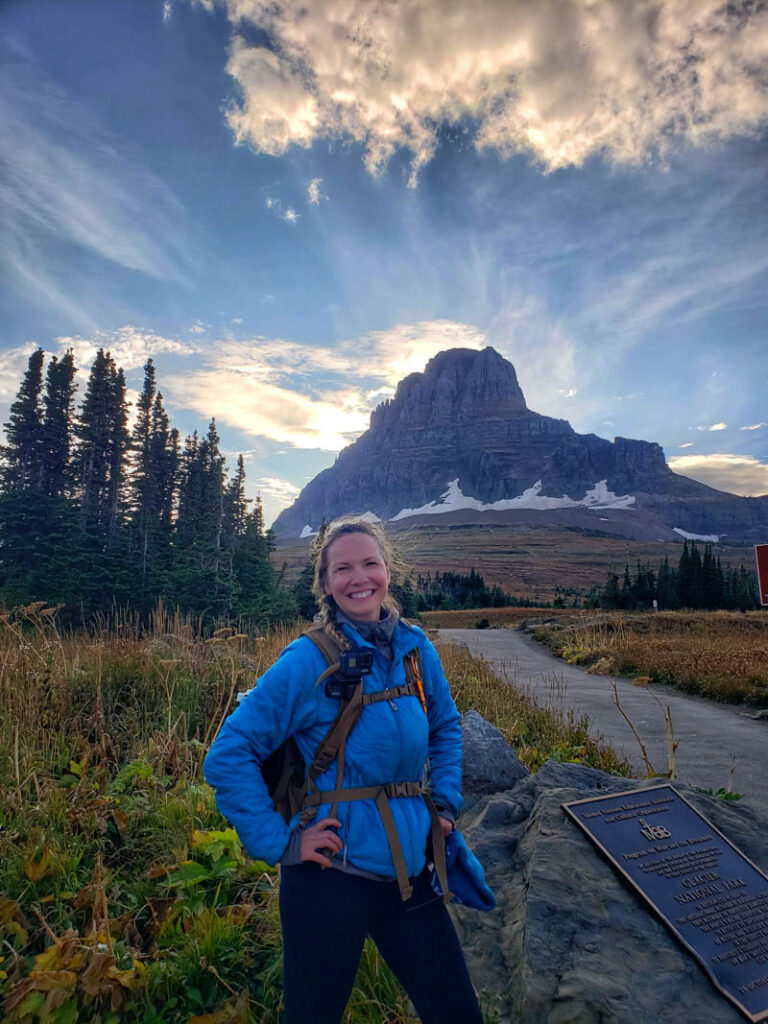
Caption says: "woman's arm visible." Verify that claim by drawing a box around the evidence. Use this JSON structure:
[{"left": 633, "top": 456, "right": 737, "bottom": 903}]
[
  {"left": 203, "top": 638, "right": 322, "bottom": 865},
  {"left": 419, "top": 637, "right": 463, "bottom": 821}
]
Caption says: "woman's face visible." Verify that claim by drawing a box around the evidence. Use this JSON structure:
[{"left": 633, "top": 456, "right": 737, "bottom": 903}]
[{"left": 324, "top": 531, "right": 390, "bottom": 622}]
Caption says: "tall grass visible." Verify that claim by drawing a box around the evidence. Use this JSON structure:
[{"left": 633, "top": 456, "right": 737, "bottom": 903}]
[
  {"left": 532, "top": 611, "right": 768, "bottom": 706},
  {"left": 0, "top": 604, "right": 624, "bottom": 1023}
]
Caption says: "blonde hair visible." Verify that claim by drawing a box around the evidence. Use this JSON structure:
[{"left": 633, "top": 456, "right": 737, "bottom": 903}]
[{"left": 311, "top": 516, "right": 404, "bottom": 647}]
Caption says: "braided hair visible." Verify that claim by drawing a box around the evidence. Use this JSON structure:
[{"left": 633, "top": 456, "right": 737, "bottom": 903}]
[{"left": 311, "top": 516, "right": 403, "bottom": 648}]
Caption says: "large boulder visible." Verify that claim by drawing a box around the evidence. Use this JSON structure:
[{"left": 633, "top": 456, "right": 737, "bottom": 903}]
[
  {"left": 456, "top": 738, "right": 766, "bottom": 1023},
  {"left": 461, "top": 710, "right": 529, "bottom": 811}
]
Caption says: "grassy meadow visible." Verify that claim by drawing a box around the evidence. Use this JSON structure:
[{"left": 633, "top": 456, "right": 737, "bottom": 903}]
[
  {"left": 0, "top": 604, "right": 627, "bottom": 1024},
  {"left": 530, "top": 611, "right": 768, "bottom": 706},
  {"left": 420, "top": 607, "right": 573, "bottom": 630}
]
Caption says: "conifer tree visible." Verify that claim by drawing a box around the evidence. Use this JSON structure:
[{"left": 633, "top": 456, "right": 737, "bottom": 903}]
[
  {"left": 127, "top": 361, "right": 178, "bottom": 594},
  {"left": 40, "top": 349, "right": 77, "bottom": 496},
  {"left": 1, "top": 347, "right": 45, "bottom": 492},
  {"left": 107, "top": 367, "right": 130, "bottom": 542},
  {"left": 222, "top": 454, "right": 248, "bottom": 581}
]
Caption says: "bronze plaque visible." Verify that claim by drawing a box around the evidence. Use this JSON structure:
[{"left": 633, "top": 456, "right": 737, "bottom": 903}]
[{"left": 563, "top": 784, "right": 768, "bottom": 1022}]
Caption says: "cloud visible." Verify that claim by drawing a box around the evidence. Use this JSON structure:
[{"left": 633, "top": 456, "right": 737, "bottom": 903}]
[
  {"left": 741, "top": 422, "right": 766, "bottom": 431},
  {"left": 668, "top": 453, "right": 768, "bottom": 497},
  {"left": 265, "top": 196, "right": 300, "bottom": 223},
  {"left": 54, "top": 327, "right": 198, "bottom": 375},
  {"left": 168, "top": 361, "right": 368, "bottom": 450},
  {"left": 697, "top": 421, "right": 727, "bottom": 431},
  {"left": 217, "top": 0, "right": 768, "bottom": 182},
  {"left": 307, "top": 178, "right": 324, "bottom": 204},
  {"left": 558, "top": 388, "right": 577, "bottom": 398},
  {"left": 0, "top": 44, "right": 194, "bottom": 318},
  {"left": 255, "top": 475, "right": 301, "bottom": 503},
  {"left": 0, "top": 329, "right": 198, "bottom": 425},
  {"left": 251, "top": 475, "right": 303, "bottom": 528},
  {"left": 1, "top": 318, "right": 486, "bottom": 455},
  {"left": 678, "top": 442, "right": 694, "bottom": 448}
]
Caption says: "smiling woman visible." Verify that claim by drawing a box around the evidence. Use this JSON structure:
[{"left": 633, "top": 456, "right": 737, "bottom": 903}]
[{"left": 204, "top": 515, "right": 484, "bottom": 1024}]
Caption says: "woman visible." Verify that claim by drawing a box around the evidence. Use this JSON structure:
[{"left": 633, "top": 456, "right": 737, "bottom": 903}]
[{"left": 204, "top": 516, "right": 483, "bottom": 1024}]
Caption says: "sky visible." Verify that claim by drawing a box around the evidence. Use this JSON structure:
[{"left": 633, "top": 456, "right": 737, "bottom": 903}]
[{"left": 1, "top": 0, "right": 767, "bottom": 526}]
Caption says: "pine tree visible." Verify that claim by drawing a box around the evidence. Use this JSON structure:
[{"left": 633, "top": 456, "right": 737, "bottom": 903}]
[
  {"left": 106, "top": 367, "right": 130, "bottom": 543},
  {"left": 40, "top": 349, "right": 77, "bottom": 497},
  {"left": 222, "top": 454, "right": 248, "bottom": 578},
  {"left": 688, "top": 543, "right": 704, "bottom": 608},
  {"left": 77, "top": 349, "right": 112, "bottom": 531},
  {"left": 127, "top": 362, "right": 178, "bottom": 598},
  {"left": 677, "top": 541, "right": 693, "bottom": 607},
  {"left": 1, "top": 347, "right": 45, "bottom": 493},
  {"left": 172, "top": 421, "right": 234, "bottom": 618},
  {"left": 700, "top": 543, "right": 722, "bottom": 609},
  {"left": 128, "top": 359, "right": 158, "bottom": 576},
  {"left": 656, "top": 556, "right": 677, "bottom": 609}
]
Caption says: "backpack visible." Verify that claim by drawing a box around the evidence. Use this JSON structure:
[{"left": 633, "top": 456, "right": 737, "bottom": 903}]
[{"left": 259, "top": 623, "right": 450, "bottom": 902}]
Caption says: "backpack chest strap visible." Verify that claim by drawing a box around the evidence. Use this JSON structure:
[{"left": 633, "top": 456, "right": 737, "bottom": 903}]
[
  {"left": 361, "top": 682, "right": 418, "bottom": 706},
  {"left": 302, "top": 779, "right": 425, "bottom": 806}
]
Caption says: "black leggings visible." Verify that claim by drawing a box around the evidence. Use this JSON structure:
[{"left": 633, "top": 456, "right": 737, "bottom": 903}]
[{"left": 279, "top": 864, "right": 484, "bottom": 1024}]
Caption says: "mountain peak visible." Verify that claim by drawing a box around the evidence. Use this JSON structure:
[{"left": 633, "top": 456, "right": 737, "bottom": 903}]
[{"left": 371, "top": 346, "right": 527, "bottom": 432}]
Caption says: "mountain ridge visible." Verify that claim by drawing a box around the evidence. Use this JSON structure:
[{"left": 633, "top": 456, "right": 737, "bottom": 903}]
[{"left": 272, "top": 347, "right": 767, "bottom": 543}]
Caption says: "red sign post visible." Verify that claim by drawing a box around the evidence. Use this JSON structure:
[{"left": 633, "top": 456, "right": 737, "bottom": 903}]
[{"left": 756, "top": 544, "right": 768, "bottom": 607}]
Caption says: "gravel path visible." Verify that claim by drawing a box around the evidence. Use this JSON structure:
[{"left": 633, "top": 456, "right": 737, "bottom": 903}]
[{"left": 437, "top": 627, "right": 768, "bottom": 817}]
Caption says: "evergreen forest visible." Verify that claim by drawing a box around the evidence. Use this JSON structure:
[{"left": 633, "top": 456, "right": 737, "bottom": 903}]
[
  {"left": 591, "top": 541, "right": 759, "bottom": 611},
  {"left": 0, "top": 349, "right": 295, "bottom": 625}
]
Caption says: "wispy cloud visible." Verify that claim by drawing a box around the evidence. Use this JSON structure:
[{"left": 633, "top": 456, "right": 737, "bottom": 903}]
[
  {"left": 255, "top": 476, "right": 301, "bottom": 504},
  {"left": 678, "top": 442, "right": 694, "bottom": 449},
  {"left": 218, "top": 0, "right": 768, "bottom": 183},
  {"left": 697, "top": 422, "right": 728, "bottom": 432},
  {"left": 741, "top": 422, "right": 766, "bottom": 431},
  {"left": 307, "top": 178, "right": 324, "bottom": 205},
  {"left": 55, "top": 327, "right": 198, "bottom": 376},
  {"left": 265, "top": 196, "right": 299, "bottom": 223},
  {"left": 669, "top": 453, "right": 768, "bottom": 497},
  {"left": 0, "top": 43, "right": 195, "bottom": 321}
]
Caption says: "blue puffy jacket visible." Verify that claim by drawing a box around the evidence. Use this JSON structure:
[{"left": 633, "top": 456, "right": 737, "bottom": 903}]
[{"left": 203, "top": 619, "right": 463, "bottom": 879}]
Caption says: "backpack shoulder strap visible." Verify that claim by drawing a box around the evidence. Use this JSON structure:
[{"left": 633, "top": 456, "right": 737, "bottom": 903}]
[
  {"left": 302, "top": 624, "right": 342, "bottom": 689},
  {"left": 303, "top": 623, "right": 342, "bottom": 664}
]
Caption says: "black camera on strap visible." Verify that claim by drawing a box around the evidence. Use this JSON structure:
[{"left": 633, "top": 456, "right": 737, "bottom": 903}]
[{"left": 325, "top": 648, "right": 374, "bottom": 699}]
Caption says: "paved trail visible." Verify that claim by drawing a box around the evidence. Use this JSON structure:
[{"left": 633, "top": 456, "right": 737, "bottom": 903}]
[{"left": 437, "top": 627, "right": 768, "bottom": 817}]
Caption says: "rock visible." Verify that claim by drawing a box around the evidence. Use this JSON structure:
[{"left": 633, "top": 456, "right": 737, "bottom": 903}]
[
  {"left": 460, "top": 710, "right": 529, "bottom": 810},
  {"left": 271, "top": 346, "right": 768, "bottom": 543},
  {"left": 455, "top": 736, "right": 767, "bottom": 1023}
]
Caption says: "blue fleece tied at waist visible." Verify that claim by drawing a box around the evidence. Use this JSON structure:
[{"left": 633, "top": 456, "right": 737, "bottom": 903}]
[{"left": 430, "top": 830, "right": 496, "bottom": 912}]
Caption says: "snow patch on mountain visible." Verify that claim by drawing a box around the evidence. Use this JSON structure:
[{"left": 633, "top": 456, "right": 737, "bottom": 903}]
[
  {"left": 673, "top": 527, "right": 722, "bottom": 542},
  {"left": 390, "top": 479, "right": 635, "bottom": 522}
]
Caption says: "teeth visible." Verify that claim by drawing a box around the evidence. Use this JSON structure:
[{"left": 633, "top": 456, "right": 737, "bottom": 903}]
[{"left": 349, "top": 590, "right": 374, "bottom": 599}]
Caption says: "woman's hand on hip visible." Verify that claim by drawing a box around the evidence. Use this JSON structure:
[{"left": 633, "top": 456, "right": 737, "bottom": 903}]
[
  {"left": 439, "top": 816, "right": 453, "bottom": 839},
  {"left": 300, "top": 817, "right": 343, "bottom": 868}
]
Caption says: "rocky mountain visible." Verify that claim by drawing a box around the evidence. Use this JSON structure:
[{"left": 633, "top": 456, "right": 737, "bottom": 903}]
[{"left": 272, "top": 347, "right": 768, "bottom": 543}]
